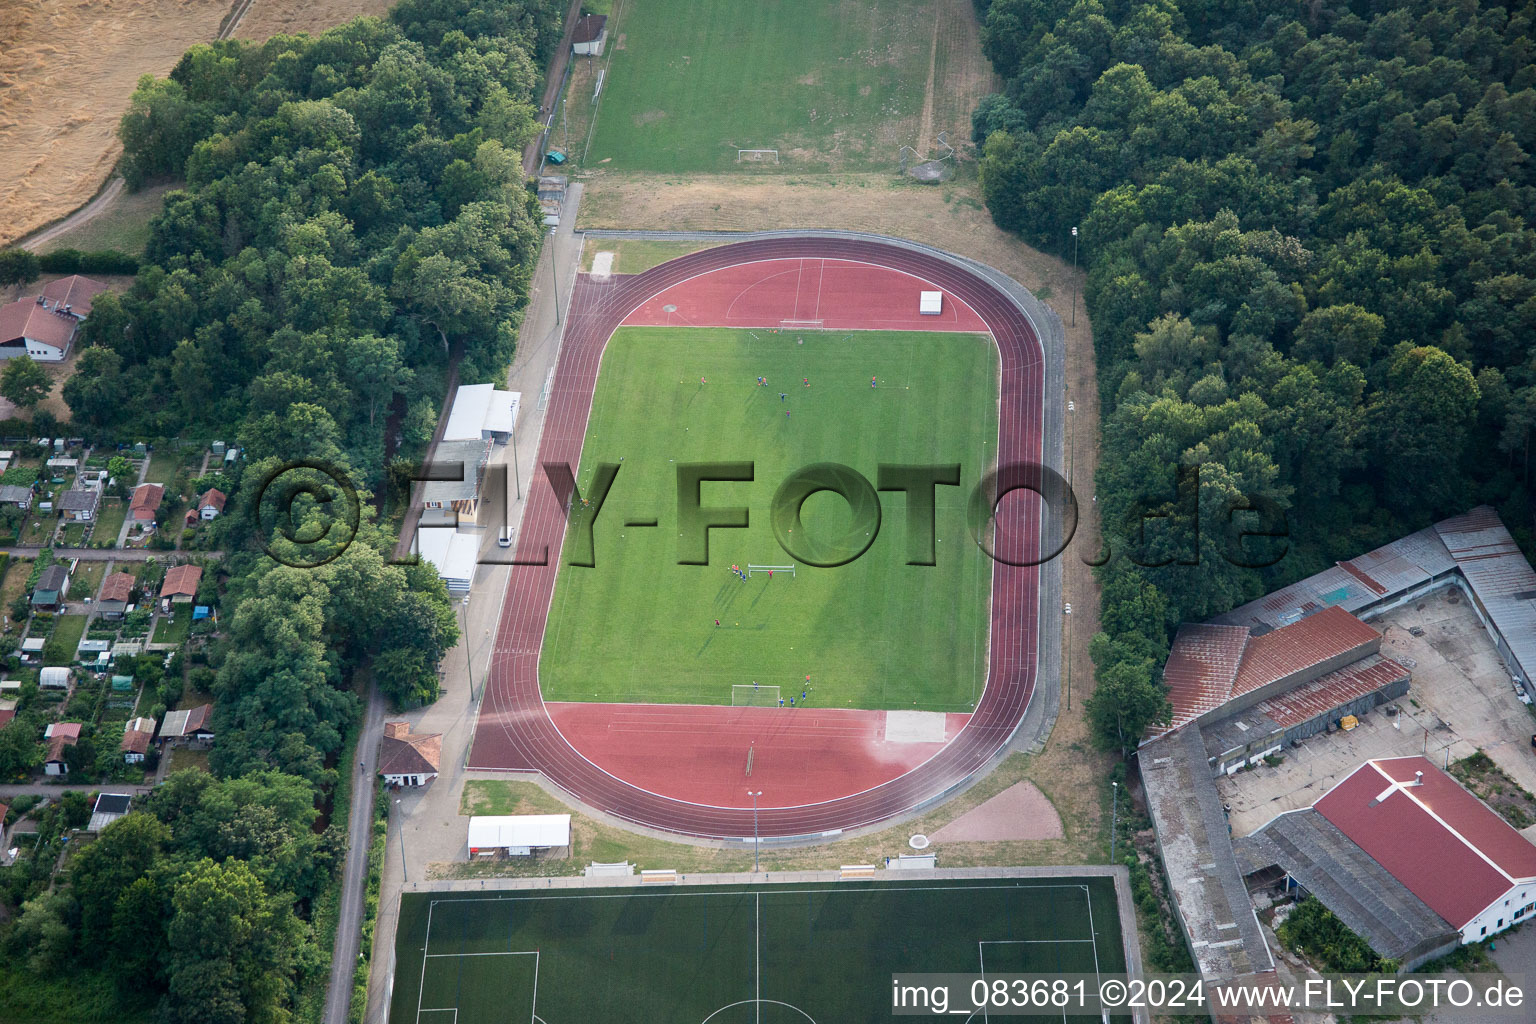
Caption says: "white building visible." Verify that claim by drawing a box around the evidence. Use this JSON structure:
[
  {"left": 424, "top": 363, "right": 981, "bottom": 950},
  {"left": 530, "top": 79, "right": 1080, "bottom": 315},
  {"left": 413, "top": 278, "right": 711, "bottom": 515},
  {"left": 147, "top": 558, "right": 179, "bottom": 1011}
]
[
  {"left": 414, "top": 527, "right": 479, "bottom": 595},
  {"left": 467, "top": 815, "right": 571, "bottom": 858},
  {"left": 378, "top": 722, "right": 441, "bottom": 787},
  {"left": 443, "top": 383, "right": 519, "bottom": 446},
  {"left": 1314, "top": 756, "right": 1536, "bottom": 944}
]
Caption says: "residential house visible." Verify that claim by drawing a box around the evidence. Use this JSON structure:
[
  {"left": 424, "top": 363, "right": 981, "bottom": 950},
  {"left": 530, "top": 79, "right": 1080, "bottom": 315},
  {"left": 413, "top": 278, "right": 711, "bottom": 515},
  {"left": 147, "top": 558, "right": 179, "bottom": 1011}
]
[
  {"left": 38, "top": 276, "right": 108, "bottom": 319},
  {"left": 129, "top": 483, "right": 164, "bottom": 524},
  {"left": 0, "top": 485, "right": 32, "bottom": 510},
  {"left": 379, "top": 722, "right": 442, "bottom": 787},
  {"left": 420, "top": 438, "right": 493, "bottom": 527},
  {"left": 43, "top": 722, "right": 81, "bottom": 775},
  {"left": 96, "top": 572, "right": 135, "bottom": 619},
  {"left": 158, "top": 704, "right": 214, "bottom": 748},
  {"left": 194, "top": 488, "right": 225, "bottom": 520},
  {"left": 121, "top": 716, "right": 155, "bottom": 764},
  {"left": 57, "top": 487, "right": 100, "bottom": 522},
  {"left": 159, "top": 564, "right": 202, "bottom": 611},
  {"left": 31, "top": 565, "right": 69, "bottom": 611},
  {"left": 571, "top": 13, "right": 607, "bottom": 55},
  {"left": 0, "top": 296, "right": 78, "bottom": 361}
]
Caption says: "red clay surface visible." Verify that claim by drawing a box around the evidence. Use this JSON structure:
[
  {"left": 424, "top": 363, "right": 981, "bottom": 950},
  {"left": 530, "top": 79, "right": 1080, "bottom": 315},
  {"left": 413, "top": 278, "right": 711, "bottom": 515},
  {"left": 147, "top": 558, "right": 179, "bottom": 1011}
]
[
  {"left": 545, "top": 703, "right": 970, "bottom": 809},
  {"left": 471, "top": 236, "right": 1046, "bottom": 838},
  {"left": 622, "top": 257, "right": 990, "bottom": 333}
]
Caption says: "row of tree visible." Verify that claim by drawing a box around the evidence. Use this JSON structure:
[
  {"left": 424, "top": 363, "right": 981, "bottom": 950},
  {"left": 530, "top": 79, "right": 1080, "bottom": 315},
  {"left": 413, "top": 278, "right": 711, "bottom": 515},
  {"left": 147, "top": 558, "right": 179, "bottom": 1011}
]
[{"left": 970, "top": 0, "right": 1536, "bottom": 750}]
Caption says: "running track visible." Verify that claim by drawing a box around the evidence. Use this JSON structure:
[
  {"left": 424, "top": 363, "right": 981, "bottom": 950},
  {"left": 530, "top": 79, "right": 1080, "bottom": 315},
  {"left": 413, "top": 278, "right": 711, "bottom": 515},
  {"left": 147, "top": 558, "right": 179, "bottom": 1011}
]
[{"left": 471, "top": 236, "right": 1045, "bottom": 839}]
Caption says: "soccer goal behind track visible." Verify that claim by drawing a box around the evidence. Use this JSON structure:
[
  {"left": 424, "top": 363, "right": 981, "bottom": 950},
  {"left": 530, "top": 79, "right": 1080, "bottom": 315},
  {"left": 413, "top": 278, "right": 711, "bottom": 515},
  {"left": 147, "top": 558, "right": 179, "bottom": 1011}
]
[
  {"left": 737, "top": 148, "right": 779, "bottom": 163},
  {"left": 732, "top": 684, "right": 781, "bottom": 707},
  {"left": 747, "top": 564, "right": 795, "bottom": 577}
]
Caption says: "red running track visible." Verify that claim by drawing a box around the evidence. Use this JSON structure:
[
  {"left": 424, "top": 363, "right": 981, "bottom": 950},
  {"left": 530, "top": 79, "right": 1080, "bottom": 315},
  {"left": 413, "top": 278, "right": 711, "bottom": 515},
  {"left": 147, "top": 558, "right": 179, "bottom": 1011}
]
[
  {"left": 470, "top": 236, "right": 1045, "bottom": 838},
  {"left": 622, "top": 257, "right": 990, "bottom": 333}
]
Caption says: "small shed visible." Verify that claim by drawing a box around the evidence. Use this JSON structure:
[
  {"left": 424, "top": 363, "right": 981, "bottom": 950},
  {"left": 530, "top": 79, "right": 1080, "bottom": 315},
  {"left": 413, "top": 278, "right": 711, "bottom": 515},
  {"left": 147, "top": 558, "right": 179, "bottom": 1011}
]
[
  {"left": 19, "top": 637, "right": 45, "bottom": 664},
  {"left": 571, "top": 14, "right": 607, "bottom": 55},
  {"left": 110, "top": 675, "right": 134, "bottom": 693},
  {"left": 467, "top": 814, "right": 571, "bottom": 858},
  {"left": 88, "top": 793, "right": 132, "bottom": 833}
]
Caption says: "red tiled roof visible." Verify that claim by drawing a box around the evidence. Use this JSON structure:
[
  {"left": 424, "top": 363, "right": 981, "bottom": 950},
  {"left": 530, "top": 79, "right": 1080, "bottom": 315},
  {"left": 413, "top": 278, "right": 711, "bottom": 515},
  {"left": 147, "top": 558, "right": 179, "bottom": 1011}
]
[
  {"left": 160, "top": 564, "right": 202, "bottom": 598},
  {"left": 130, "top": 483, "right": 163, "bottom": 519},
  {"left": 0, "top": 298, "right": 76, "bottom": 350},
  {"left": 1230, "top": 606, "right": 1380, "bottom": 699},
  {"left": 39, "top": 275, "right": 108, "bottom": 317},
  {"left": 1315, "top": 757, "right": 1536, "bottom": 929},
  {"left": 99, "top": 572, "right": 134, "bottom": 603},
  {"left": 198, "top": 488, "right": 226, "bottom": 512},
  {"left": 1253, "top": 655, "right": 1410, "bottom": 730},
  {"left": 1161, "top": 624, "right": 1250, "bottom": 731},
  {"left": 0, "top": 710, "right": 14, "bottom": 730},
  {"left": 379, "top": 728, "right": 442, "bottom": 776},
  {"left": 45, "top": 722, "right": 81, "bottom": 763},
  {"left": 121, "top": 729, "right": 153, "bottom": 755}
]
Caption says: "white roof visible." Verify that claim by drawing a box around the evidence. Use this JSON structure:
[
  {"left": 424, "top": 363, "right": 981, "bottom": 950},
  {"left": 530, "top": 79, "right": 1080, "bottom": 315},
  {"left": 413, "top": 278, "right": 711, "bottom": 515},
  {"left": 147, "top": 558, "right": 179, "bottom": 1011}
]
[
  {"left": 919, "top": 290, "right": 943, "bottom": 313},
  {"left": 39, "top": 667, "right": 70, "bottom": 686},
  {"left": 415, "top": 528, "right": 479, "bottom": 589},
  {"left": 20, "top": 637, "right": 46, "bottom": 651},
  {"left": 468, "top": 814, "right": 571, "bottom": 849},
  {"left": 443, "top": 383, "right": 519, "bottom": 440}
]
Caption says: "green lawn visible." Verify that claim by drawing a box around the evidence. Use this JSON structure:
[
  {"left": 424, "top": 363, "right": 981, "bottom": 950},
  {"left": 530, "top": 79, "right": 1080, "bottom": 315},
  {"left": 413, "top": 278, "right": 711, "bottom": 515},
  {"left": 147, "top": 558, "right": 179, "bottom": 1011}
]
[
  {"left": 390, "top": 878, "right": 1127, "bottom": 1024},
  {"left": 539, "top": 327, "right": 996, "bottom": 711},
  {"left": 44, "top": 614, "right": 88, "bottom": 666},
  {"left": 152, "top": 612, "right": 191, "bottom": 646},
  {"left": 36, "top": 181, "right": 178, "bottom": 256},
  {"left": 72, "top": 559, "right": 105, "bottom": 599},
  {"left": 581, "top": 0, "right": 979, "bottom": 172},
  {"left": 143, "top": 451, "right": 179, "bottom": 485},
  {"left": 93, "top": 498, "right": 127, "bottom": 544}
]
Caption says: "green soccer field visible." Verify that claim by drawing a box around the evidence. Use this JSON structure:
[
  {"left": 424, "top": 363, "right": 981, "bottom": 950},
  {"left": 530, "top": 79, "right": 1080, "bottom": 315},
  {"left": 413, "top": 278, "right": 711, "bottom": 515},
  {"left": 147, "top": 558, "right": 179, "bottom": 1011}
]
[
  {"left": 539, "top": 326, "right": 997, "bottom": 711},
  {"left": 575, "top": 0, "right": 993, "bottom": 172},
  {"left": 389, "top": 878, "right": 1129, "bottom": 1024}
]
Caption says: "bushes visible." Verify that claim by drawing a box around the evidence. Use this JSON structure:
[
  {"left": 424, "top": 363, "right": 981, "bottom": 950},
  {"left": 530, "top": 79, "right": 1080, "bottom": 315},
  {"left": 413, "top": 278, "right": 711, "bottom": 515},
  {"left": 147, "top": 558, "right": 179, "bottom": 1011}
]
[
  {"left": 1277, "top": 897, "right": 1393, "bottom": 973},
  {"left": 35, "top": 248, "right": 139, "bottom": 277}
]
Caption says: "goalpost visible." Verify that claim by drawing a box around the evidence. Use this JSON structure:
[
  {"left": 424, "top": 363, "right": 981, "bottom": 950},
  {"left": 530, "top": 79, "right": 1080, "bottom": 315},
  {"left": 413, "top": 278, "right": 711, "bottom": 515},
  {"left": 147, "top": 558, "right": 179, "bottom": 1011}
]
[
  {"left": 737, "top": 148, "right": 780, "bottom": 163},
  {"left": 732, "top": 684, "right": 781, "bottom": 707},
  {"left": 747, "top": 564, "right": 795, "bottom": 577}
]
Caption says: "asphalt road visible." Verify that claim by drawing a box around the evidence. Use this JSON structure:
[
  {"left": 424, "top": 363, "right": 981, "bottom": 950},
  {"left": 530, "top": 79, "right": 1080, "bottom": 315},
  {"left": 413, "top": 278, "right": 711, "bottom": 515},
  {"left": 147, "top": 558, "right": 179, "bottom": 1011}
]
[{"left": 322, "top": 683, "right": 385, "bottom": 1024}]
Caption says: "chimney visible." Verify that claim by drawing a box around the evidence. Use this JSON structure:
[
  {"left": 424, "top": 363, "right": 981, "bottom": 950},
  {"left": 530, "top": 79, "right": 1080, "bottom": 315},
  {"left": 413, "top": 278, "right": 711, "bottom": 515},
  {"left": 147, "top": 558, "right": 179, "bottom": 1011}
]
[{"left": 384, "top": 721, "right": 410, "bottom": 739}]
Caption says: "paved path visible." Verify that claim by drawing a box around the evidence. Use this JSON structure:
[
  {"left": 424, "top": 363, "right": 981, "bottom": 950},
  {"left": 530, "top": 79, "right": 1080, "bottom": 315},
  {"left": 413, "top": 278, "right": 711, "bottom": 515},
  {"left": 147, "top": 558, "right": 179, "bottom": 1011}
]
[
  {"left": 362, "top": 184, "right": 584, "bottom": 1024},
  {"left": 0, "top": 782, "right": 153, "bottom": 798},
  {"left": 322, "top": 682, "right": 385, "bottom": 1024}
]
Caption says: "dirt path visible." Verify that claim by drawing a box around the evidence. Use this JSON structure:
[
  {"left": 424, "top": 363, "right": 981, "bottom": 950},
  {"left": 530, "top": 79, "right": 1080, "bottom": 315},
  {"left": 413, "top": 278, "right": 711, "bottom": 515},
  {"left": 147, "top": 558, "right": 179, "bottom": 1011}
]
[
  {"left": 17, "top": 178, "right": 126, "bottom": 252},
  {"left": 916, "top": 8, "right": 941, "bottom": 158}
]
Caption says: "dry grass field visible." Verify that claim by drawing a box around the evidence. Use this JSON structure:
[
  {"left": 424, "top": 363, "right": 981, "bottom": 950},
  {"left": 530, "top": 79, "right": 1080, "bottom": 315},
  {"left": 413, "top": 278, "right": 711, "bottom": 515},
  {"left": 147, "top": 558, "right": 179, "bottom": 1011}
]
[{"left": 0, "top": 0, "right": 398, "bottom": 249}]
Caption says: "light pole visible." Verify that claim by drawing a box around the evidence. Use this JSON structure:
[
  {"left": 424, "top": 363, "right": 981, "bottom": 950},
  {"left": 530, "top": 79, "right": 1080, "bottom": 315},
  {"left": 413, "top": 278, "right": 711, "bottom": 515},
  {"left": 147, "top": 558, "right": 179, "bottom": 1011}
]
[
  {"left": 549, "top": 227, "right": 561, "bottom": 325},
  {"left": 1110, "top": 781, "right": 1119, "bottom": 863},
  {"left": 1070, "top": 226, "right": 1079, "bottom": 327},
  {"left": 748, "top": 790, "right": 762, "bottom": 873},
  {"left": 396, "top": 798, "right": 408, "bottom": 883},
  {"left": 510, "top": 414, "right": 522, "bottom": 501}
]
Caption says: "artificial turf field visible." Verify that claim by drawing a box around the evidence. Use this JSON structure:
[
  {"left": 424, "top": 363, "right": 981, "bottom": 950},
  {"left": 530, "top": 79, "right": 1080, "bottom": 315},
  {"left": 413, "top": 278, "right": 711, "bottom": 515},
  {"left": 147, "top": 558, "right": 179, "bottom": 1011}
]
[
  {"left": 539, "top": 326, "right": 998, "bottom": 712},
  {"left": 578, "top": 0, "right": 992, "bottom": 172},
  {"left": 389, "top": 878, "right": 1128, "bottom": 1024}
]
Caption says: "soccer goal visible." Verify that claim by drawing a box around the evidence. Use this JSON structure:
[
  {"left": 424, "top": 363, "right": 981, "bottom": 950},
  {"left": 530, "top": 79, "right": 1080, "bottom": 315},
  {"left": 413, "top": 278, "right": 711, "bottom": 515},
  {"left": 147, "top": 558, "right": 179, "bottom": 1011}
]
[
  {"left": 737, "top": 149, "right": 780, "bottom": 163},
  {"left": 732, "top": 684, "right": 781, "bottom": 707},
  {"left": 747, "top": 564, "right": 795, "bottom": 577},
  {"left": 778, "top": 319, "right": 823, "bottom": 329}
]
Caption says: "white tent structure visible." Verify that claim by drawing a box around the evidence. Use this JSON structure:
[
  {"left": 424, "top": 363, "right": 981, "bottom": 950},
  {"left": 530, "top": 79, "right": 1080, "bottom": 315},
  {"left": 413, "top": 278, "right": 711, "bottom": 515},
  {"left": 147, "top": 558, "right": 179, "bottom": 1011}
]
[
  {"left": 414, "top": 528, "right": 478, "bottom": 594},
  {"left": 919, "top": 291, "right": 943, "bottom": 315},
  {"left": 39, "top": 667, "right": 70, "bottom": 689},
  {"left": 467, "top": 814, "right": 571, "bottom": 857},
  {"left": 444, "top": 383, "right": 520, "bottom": 445}
]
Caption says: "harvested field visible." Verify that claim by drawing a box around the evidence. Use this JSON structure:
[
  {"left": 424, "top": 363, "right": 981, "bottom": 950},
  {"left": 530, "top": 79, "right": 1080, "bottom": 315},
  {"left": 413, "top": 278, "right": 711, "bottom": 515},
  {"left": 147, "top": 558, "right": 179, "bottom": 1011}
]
[
  {"left": 0, "top": 0, "right": 399, "bottom": 249},
  {"left": 0, "top": 0, "right": 228, "bottom": 247}
]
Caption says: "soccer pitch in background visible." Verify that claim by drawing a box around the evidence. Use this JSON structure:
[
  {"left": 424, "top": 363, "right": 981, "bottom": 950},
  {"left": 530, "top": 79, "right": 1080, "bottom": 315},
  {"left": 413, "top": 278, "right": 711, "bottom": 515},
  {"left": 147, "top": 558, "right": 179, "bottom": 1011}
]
[
  {"left": 538, "top": 327, "right": 999, "bottom": 711},
  {"left": 390, "top": 878, "right": 1127, "bottom": 1024}
]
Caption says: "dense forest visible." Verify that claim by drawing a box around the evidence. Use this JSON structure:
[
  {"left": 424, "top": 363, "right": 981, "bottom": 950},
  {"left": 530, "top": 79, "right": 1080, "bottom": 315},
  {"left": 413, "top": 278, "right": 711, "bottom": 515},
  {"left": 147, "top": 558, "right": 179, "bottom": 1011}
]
[
  {"left": 972, "top": 0, "right": 1536, "bottom": 749},
  {"left": 0, "top": 1, "right": 562, "bottom": 1020}
]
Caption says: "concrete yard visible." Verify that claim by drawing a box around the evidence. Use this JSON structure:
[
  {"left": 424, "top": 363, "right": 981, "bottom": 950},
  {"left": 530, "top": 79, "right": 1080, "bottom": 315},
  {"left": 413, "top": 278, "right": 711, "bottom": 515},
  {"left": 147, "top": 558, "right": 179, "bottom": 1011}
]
[{"left": 1220, "top": 587, "right": 1536, "bottom": 837}]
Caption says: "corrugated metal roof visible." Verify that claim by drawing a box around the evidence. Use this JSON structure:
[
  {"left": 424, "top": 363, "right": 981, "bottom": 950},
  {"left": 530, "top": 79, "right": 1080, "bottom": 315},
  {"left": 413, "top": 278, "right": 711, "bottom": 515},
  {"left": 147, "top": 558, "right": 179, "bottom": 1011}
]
[
  {"left": 1161, "top": 624, "right": 1250, "bottom": 731},
  {"left": 1315, "top": 757, "right": 1536, "bottom": 929},
  {"left": 1435, "top": 506, "right": 1536, "bottom": 686},
  {"left": 1253, "top": 654, "right": 1408, "bottom": 729},
  {"left": 1231, "top": 606, "right": 1380, "bottom": 699}
]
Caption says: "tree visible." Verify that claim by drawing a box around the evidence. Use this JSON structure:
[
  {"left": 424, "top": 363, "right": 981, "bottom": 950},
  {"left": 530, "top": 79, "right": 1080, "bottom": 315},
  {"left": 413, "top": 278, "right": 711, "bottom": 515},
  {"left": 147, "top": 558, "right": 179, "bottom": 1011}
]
[
  {"left": 0, "top": 356, "right": 51, "bottom": 409},
  {"left": 0, "top": 710, "right": 45, "bottom": 779},
  {"left": 1083, "top": 634, "right": 1169, "bottom": 755},
  {"left": 0, "top": 248, "right": 40, "bottom": 286}
]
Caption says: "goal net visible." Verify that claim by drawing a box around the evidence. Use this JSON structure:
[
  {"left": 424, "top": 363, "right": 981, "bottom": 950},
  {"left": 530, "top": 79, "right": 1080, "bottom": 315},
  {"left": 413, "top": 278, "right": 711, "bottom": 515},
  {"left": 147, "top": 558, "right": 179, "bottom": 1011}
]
[
  {"left": 737, "top": 149, "right": 780, "bottom": 163},
  {"left": 747, "top": 564, "right": 795, "bottom": 577},
  {"left": 732, "top": 684, "right": 781, "bottom": 707}
]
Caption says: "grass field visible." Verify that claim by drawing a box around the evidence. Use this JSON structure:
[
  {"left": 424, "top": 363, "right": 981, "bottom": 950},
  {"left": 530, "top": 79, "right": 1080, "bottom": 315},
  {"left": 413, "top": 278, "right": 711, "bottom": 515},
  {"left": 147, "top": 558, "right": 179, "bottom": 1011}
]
[
  {"left": 575, "top": 0, "right": 995, "bottom": 172},
  {"left": 93, "top": 498, "right": 127, "bottom": 545},
  {"left": 44, "top": 615, "right": 87, "bottom": 666},
  {"left": 34, "top": 182, "right": 176, "bottom": 256},
  {"left": 389, "top": 878, "right": 1126, "bottom": 1024},
  {"left": 152, "top": 612, "right": 191, "bottom": 646},
  {"left": 539, "top": 326, "right": 996, "bottom": 711},
  {"left": 579, "top": 238, "right": 721, "bottom": 274}
]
